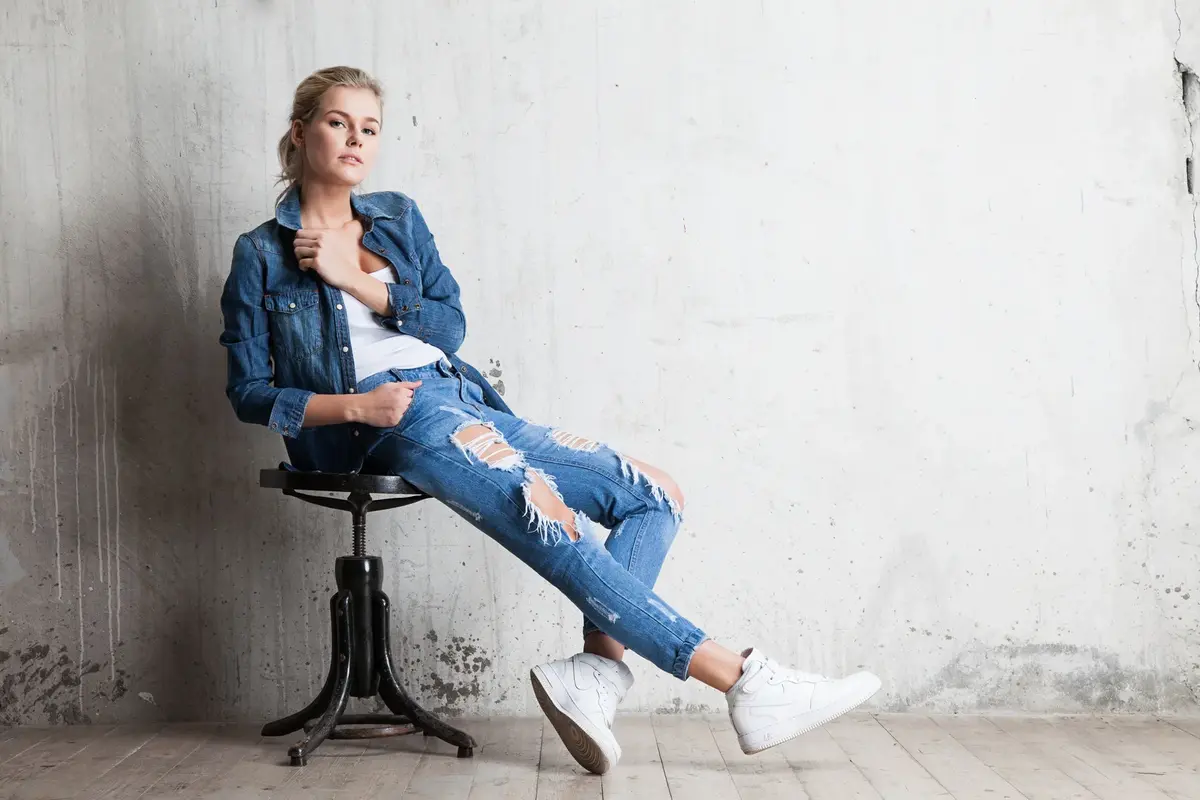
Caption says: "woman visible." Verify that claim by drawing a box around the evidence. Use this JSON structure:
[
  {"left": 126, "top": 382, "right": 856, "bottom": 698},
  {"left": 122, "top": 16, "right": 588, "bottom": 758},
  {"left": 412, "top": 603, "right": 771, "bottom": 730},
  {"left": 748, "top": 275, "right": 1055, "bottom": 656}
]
[{"left": 219, "top": 66, "right": 880, "bottom": 774}]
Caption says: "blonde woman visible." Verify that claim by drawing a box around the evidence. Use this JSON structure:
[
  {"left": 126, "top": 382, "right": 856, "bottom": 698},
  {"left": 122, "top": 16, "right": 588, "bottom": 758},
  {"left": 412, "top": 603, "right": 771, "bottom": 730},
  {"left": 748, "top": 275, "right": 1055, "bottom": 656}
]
[{"left": 219, "top": 66, "right": 880, "bottom": 775}]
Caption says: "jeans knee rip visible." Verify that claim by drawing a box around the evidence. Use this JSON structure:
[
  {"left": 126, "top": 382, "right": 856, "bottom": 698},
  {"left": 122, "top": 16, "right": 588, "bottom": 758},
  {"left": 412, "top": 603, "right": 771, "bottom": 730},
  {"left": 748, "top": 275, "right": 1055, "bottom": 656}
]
[
  {"left": 521, "top": 466, "right": 589, "bottom": 546},
  {"left": 617, "top": 453, "right": 684, "bottom": 522},
  {"left": 547, "top": 428, "right": 602, "bottom": 453},
  {"left": 450, "top": 419, "right": 526, "bottom": 472}
]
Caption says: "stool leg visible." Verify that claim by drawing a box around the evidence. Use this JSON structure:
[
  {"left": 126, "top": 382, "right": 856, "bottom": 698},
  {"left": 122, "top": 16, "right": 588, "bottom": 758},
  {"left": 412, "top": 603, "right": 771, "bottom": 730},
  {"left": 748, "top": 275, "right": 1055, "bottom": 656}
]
[
  {"left": 261, "top": 594, "right": 339, "bottom": 737},
  {"left": 373, "top": 591, "right": 477, "bottom": 758},
  {"left": 286, "top": 591, "right": 354, "bottom": 766}
]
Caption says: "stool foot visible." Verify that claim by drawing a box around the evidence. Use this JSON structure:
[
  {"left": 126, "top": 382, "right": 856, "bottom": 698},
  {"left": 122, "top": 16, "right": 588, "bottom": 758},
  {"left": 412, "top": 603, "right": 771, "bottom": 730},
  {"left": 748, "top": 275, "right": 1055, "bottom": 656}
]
[
  {"left": 276, "top": 592, "right": 353, "bottom": 766},
  {"left": 261, "top": 594, "right": 340, "bottom": 737},
  {"left": 375, "top": 592, "right": 477, "bottom": 755}
]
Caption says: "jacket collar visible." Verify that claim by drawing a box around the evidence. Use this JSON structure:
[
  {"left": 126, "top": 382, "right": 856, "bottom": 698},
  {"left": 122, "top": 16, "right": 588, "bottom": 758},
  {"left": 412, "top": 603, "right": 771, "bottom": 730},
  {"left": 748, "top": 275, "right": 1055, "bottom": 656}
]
[{"left": 274, "top": 185, "right": 397, "bottom": 232}]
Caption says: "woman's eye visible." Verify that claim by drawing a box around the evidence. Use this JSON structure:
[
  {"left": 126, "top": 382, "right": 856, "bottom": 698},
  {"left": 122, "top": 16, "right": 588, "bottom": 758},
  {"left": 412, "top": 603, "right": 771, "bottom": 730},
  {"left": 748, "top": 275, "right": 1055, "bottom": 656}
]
[
  {"left": 363, "top": 128, "right": 377, "bottom": 136},
  {"left": 329, "top": 119, "right": 345, "bottom": 128}
]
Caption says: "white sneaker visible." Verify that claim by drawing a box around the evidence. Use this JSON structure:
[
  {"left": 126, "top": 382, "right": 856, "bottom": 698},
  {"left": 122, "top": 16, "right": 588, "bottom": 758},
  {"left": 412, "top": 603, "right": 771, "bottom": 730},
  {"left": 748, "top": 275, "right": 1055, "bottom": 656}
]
[
  {"left": 530, "top": 653, "right": 634, "bottom": 774},
  {"left": 726, "top": 648, "right": 881, "bottom": 754}
]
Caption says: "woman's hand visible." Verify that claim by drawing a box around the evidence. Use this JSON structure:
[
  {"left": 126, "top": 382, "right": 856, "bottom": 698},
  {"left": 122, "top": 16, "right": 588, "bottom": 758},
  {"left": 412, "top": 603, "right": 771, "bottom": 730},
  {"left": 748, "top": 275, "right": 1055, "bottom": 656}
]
[
  {"left": 349, "top": 381, "right": 422, "bottom": 427},
  {"left": 294, "top": 222, "right": 363, "bottom": 290}
]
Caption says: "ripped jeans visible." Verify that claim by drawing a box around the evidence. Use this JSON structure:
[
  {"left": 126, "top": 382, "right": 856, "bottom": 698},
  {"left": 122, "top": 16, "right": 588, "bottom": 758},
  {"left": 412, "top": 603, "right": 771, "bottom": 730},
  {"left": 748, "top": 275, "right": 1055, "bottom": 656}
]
[{"left": 355, "top": 358, "right": 707, "bottom": 680}]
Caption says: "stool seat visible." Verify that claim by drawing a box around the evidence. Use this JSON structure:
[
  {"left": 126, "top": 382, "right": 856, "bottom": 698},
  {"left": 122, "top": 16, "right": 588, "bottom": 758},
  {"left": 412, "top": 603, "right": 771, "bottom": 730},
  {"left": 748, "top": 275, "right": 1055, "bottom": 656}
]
[{"left": 259, "top": 467, "right": 422, "bottom": 496}]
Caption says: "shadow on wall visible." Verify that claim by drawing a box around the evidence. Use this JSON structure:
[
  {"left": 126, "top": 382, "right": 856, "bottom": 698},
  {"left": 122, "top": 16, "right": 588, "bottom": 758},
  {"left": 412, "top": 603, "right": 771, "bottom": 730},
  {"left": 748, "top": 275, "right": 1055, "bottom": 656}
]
[{"left": 0, "top": 119, "right": 298, "bottom": 726}]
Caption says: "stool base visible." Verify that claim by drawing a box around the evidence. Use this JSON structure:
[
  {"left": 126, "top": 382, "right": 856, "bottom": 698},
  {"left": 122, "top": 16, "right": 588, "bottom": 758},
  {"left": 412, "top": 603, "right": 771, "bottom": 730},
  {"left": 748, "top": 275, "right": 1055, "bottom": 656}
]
[{"left": 262, "top": 560, "right": 475, "bottom": 766}]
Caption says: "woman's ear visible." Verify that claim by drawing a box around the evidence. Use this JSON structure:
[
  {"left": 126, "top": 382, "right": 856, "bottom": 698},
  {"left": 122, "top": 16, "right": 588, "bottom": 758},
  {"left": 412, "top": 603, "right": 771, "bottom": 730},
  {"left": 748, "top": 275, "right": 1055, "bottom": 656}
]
[{"left": 290, "top": 119, "right": 304, "bottom": 149}]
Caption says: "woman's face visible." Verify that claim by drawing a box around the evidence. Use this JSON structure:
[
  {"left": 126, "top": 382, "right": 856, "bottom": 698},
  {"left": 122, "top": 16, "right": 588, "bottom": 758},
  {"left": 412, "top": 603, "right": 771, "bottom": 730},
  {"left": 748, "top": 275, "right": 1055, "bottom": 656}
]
[{"left": 293, "top": 86, "right": 382, "bottom": 188}]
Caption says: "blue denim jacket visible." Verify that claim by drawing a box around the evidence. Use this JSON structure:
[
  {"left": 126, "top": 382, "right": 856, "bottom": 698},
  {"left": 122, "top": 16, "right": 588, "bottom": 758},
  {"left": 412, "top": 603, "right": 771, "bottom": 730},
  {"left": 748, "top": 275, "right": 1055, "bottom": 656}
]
[{"left": 219, "top": 186, "right": 513, "bottom": 472}]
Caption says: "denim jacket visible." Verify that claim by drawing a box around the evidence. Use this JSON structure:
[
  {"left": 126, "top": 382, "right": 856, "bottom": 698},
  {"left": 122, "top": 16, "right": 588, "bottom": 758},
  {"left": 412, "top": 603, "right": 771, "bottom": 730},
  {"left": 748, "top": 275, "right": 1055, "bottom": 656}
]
[{"left": 218, "top": 186, "right": 513, "bottom": 473}]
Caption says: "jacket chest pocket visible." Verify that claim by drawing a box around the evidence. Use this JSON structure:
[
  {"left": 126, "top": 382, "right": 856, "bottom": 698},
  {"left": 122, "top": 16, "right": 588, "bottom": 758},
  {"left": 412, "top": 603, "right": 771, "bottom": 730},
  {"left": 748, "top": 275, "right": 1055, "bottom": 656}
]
[{"left": 264, "top": 290, "right": 323, "bottom": 358}]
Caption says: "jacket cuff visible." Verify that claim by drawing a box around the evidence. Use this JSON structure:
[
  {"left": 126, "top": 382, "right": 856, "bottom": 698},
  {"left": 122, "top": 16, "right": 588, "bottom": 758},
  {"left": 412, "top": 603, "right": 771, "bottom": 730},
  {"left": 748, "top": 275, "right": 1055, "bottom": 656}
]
[
  {"left": 384, "top": 282, "right": 423, "bottom": 323},
  {"left": 268, "top": 388, "right": 314, "bottom": 438}
]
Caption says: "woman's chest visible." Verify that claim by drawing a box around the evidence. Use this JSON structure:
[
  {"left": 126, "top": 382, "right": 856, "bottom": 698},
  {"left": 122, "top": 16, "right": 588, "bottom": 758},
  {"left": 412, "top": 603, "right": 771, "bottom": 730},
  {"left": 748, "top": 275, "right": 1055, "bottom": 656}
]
[{"left": 357, "top": 244, "right": 391, "bottom": 275}]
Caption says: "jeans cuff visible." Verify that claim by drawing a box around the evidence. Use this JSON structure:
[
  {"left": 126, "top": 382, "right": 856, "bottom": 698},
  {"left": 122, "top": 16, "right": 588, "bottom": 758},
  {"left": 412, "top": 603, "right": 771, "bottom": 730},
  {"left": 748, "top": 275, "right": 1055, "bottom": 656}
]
[{"left": 671, "top": 627, "right": 708, "bottom": 681}]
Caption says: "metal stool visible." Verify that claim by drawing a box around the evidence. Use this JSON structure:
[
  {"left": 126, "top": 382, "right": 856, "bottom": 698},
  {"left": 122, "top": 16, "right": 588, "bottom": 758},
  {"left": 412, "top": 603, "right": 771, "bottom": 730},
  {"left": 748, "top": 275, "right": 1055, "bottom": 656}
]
[{"left": 258, "top": 465, "right": 476, "bottom": 766}]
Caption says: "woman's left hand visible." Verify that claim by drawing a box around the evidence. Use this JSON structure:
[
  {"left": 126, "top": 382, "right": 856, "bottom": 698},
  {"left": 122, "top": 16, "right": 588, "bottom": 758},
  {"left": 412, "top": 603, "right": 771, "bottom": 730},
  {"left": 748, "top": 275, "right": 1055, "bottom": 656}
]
[{"left": 294, "top": 222, "right": 362, "bottom": 290}]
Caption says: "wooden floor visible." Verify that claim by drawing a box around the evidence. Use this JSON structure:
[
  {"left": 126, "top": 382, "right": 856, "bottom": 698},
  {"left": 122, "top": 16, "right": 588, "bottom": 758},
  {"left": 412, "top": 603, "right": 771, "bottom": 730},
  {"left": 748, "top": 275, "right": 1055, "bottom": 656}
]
[{"left": 3, "top": 714, "right": 1200, "bottom": 799}]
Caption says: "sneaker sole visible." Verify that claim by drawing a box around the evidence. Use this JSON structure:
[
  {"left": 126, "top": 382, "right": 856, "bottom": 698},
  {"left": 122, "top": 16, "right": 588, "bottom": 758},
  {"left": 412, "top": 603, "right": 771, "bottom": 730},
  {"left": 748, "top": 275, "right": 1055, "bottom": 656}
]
[
  {"left": 530, "top": 666, "right": 617, "bottom": 775},
  {"left": 738, "top": 674, "right": 882, "bottom": 755}
]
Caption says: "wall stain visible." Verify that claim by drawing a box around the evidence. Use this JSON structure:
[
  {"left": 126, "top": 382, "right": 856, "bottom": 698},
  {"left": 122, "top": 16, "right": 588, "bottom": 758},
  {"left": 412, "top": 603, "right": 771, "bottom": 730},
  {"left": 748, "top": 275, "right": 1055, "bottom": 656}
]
[
  {"left": 398, "top": 633, "right": 493, "bottom": 715},
  {"left": 655, "top": 697, "right": 716, "bottom": 714},
  {"left": 0, "top": 639, "right": 133, "bottom": 725},
  {"left": 486, "top": 358, "right": 505, "bottom": 396},
  {"left": 892, "top": 643, "right": 1200, "bottom": 713}
]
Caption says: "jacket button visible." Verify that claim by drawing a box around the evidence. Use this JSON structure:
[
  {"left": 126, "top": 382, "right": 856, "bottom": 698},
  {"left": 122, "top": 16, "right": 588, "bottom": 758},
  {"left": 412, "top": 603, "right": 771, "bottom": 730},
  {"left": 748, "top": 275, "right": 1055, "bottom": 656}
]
[
  {"left": 353, "top": 430, "right": 360, "bottom": 437},
  {"left": 336, "top": 303, "right": 343, "bottom": 310},
  {"left": 288, "top": 302, "right": 296, "bottom": 309},
  {"left": 414, "top": 303, "right": 421, "bottom": 310},
  {"left": 348, "top": 388, "right": 355, "bottom": 393},
  {"left": 403, "top": 279, "right": 411, "bottom": 285},
  {"left": 342, "top": 346, "right": 349, "bottom": 353},
  {"left": 401, "top": 305, "right": 408, "bottom": 312},
  {"left": 396, "top": 320, "right": 403, "bottom": 327}
]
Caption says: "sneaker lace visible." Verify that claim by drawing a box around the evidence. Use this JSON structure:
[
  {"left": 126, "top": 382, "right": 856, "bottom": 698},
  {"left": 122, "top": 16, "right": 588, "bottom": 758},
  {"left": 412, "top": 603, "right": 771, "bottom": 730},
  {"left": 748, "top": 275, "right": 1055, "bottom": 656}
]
[{"left": 761, "top": 659, "right": 827, "bottom": 686}]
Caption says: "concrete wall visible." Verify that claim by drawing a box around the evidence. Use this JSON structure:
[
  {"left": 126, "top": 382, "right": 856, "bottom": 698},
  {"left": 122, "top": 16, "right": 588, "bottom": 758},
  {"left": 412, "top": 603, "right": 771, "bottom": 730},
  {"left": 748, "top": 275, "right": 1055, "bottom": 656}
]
[{"left": 3, "top": 0, "right": 1200, "bottom": 724}]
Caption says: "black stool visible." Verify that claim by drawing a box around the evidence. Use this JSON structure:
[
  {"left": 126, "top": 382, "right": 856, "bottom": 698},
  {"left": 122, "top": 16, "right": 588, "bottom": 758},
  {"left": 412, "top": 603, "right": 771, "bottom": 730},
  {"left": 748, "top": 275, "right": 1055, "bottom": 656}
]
[{"left": 259, "top": 466, "right": 476, "bottom": 765}]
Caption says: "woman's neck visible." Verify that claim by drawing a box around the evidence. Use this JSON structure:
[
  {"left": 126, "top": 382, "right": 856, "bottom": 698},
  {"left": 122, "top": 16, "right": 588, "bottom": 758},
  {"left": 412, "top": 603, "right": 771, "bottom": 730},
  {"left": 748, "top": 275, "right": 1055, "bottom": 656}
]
[{"left": 298, "top": 181, "right": 355, "bottom": 229}]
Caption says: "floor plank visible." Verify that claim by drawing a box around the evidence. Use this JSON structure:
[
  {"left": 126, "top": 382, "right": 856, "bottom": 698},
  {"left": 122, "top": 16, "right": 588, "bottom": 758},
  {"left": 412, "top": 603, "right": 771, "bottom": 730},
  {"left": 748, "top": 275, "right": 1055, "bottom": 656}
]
[
  {"left": 0, "top": 715, "right": 1197, "bottom": 798},
  {"left": 600, "top": 715, "right": 671, "bottom": 800},
  {"left": 989, "top": 716, "right": 1172, "bottom": 800},
  {"left": 532, "top": 717, "right": 602, "bottom": 800},
  {"left": 78, "top": 724, "right": 218, "bottom": 800},
  {"left": 7, "top": 723, "right": 163, "bottom": 800},
  {"left": 708, "top": 714, "right": 811, "bottom": 799},
  {"left": 933, "top": 715, "right": 1099, "bottom": 800},
  {"left": 0, "top": 725, "right": 118, "bottom": 794},
  {"left": 1050, "top": 716, "right": 1200, "bottom": 800},
  {"left": 269, "top": 737, "right": 374, "bottom": 799},
  {"left": 776, "top": 724, "right": 883, "bottom": 799},
  {"left": 397, "top": 731, "right": 479, "bottom": 799},
  {"left": 875, "top": 713, "right": 1026, "bottom": 799},
  {"left": 1161, "top": 717, "right": 1200, "bottom": 741},
  {"left": 824, "top": 714, "right": 954, "bottom": 799},
  {"left": 651, "top": 715, "right": 740, "bottom": 800},
  {"left": 465, "top": 717, "right": 542, "bottom": 800},
  {"left": 0, "top": 728, "right": 53, "bottom": 768},
  {"left": 137, "top": 723, "right": 266, "bottom": 798},
  {"left": 351, "top": 732, "right": 426, "bottom": 799}
]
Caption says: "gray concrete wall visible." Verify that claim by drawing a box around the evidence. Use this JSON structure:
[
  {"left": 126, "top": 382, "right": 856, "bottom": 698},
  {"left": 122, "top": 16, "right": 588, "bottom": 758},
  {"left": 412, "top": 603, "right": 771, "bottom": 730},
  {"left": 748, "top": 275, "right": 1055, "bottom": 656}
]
[{"left": 4, "top": 0, "right": 1200, "bottom": 724}]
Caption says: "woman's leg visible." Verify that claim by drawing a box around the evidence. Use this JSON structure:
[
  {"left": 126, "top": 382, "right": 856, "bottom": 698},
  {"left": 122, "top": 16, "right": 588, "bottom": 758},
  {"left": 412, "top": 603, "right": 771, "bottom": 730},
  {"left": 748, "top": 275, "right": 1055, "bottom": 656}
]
[
  {"left": 472, "top": 413, "right": 688, "bottom": 661},
  {"left": 363, "top": 399, "right": 707, "bottom": 681}
]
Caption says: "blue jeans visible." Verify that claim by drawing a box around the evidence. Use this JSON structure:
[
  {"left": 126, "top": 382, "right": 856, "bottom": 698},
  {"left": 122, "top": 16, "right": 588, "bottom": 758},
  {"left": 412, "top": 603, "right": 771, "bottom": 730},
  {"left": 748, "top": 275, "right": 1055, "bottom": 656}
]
[{"left": 355, "top": 359, "right": 706, "bottom": 680}]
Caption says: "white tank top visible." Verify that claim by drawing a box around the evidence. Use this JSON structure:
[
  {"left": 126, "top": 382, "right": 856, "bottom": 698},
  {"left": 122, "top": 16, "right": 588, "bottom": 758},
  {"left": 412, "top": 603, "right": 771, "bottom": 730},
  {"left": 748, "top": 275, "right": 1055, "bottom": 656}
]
[{"left": 341, "top": 268, "right": 444, "bottom": 379}]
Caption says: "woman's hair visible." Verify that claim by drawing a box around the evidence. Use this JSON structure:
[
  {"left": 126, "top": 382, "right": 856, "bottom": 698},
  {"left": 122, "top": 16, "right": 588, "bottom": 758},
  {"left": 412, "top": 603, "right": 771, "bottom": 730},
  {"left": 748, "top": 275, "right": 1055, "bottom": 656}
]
[{"left": 276, "top": 66, "right": 384, "bottom": 203}]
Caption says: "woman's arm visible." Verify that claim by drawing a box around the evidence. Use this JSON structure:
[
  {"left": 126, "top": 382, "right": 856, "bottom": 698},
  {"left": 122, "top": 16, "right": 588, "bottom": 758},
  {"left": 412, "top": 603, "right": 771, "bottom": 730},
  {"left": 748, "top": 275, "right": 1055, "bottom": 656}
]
[
  {"left": 304, "top": 382, "right": 421, "bottom": 428},
  {"left": 374, "top": 200, "right": 467, "bottom": 354},
  {"left": 219, "top": 234, "right": 314, "bottom": 438}
]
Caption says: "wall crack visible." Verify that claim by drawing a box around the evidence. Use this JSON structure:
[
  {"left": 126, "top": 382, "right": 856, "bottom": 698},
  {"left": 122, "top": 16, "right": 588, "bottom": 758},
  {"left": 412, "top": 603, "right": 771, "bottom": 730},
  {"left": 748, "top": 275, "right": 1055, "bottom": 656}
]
[{"left": 1178, "top": 50, "right": 1200, "bottom": 364}]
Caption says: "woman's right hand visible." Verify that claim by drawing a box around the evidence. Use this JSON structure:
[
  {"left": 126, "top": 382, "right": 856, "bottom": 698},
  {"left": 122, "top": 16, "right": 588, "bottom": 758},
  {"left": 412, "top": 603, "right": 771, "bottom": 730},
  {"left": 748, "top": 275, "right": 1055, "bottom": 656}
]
[{"left": 350, "top": 381, "right": 422, "bottom": 427}]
